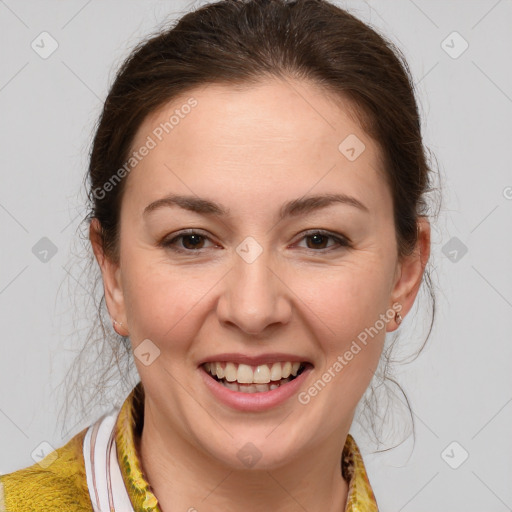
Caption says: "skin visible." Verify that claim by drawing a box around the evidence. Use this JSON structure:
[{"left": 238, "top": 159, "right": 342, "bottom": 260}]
[{"left": 90, "top": 77, "right": 430, "bottom": 511}]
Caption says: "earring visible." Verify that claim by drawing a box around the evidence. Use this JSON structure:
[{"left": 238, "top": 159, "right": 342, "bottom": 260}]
[{"left": 395, "top": 312, "right": 403, "bottom": 326}]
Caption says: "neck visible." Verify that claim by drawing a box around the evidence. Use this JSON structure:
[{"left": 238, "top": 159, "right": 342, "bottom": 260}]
[{"left": 137, "top": 400, "right": 350, "bottom": 512}]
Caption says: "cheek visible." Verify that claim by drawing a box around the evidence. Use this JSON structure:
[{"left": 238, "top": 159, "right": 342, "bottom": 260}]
[
  {"left": 121, "top": 248, "right": 233, "bottom": 362},
  {"left": 302, "top": 274, "right": 389, "bottom": 409},
  {"left": 294, "top": 262, "right": 392, "bottom": 406},
  {"left": 296, "top": 260, "right": 393, "bottom": 343},
  {"left": 121, "top": 255, "right": 204, "bottom": 343}
]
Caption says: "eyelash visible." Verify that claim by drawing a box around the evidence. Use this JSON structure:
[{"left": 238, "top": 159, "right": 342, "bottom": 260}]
[{"left": 160, "top": 229, "right": 351, "bottom": 254}]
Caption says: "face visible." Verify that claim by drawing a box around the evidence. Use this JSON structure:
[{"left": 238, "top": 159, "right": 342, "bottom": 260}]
[{"left": 92, "top": 78, "right": 429, "bottom": 470}]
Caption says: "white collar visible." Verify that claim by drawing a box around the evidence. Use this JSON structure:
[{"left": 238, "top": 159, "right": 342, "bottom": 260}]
[{"left": 83, "top": 409, "right": 135, "bottom": 512}]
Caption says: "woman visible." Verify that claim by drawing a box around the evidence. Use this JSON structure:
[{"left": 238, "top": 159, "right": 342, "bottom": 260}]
[{"left": 0, "top": 0, "right": 436, "bottom": 510}]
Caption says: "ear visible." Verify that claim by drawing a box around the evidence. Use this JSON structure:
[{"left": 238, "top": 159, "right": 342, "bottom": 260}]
[
  {"left": 387, "top": 217, "right": 431, "bottom": 332},
  {"left": 89, "top": 218, "right": 129, "bottom": 336}
]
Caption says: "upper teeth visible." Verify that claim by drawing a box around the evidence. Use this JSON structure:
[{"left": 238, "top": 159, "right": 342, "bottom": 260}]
[{"left": 204, "top": 361, "right": 303, "bottom": 384}]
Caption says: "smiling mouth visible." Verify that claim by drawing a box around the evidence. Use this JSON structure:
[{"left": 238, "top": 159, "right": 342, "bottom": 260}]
[{"left": 202, "top": 362, "right": 311, "bottom": 393}]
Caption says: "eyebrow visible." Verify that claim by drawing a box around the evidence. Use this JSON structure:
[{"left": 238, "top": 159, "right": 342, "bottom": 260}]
[{"left": 143, "top": 192, "right": 370, "bottom": 220}]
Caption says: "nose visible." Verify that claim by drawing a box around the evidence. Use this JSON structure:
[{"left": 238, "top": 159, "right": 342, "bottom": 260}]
[{"left": 216, "top": 249, "right": 292, "bottom": 336}]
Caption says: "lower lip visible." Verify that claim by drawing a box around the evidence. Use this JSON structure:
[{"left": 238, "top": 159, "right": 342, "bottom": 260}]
[{"left": 199, "top": 364, "right": 313, "bottom": 412}]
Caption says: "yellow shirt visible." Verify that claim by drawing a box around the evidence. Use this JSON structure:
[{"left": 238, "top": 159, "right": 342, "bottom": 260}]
[{"left": 0, "top": 382, "right": 379, "bottom": 511}]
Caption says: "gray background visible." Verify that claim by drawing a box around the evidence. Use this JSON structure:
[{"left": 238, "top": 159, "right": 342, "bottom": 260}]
[{"left": 1, "top": 1, "right": 511, "bottom": 511}]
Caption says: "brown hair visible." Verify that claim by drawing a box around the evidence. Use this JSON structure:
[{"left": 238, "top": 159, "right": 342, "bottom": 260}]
[{"left": 61, "top": 0, "right": 440, "bottom": 451}]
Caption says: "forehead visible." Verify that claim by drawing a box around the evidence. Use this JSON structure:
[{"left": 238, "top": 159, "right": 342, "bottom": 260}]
[{"left": 124, "top": 78, "right": 389, "bottom": 215}]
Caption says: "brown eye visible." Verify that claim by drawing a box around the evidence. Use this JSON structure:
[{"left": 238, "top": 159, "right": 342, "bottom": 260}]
[
  {"left": 180, "top": 234, "right": 206, "bottom": 250},
  {"left": 160, "top": 230, "right": 216, "bottom": 253},
  {"left": 305, "top": 233, "right": 330, "bottom": 249},
  {"left": 297, "top": 230, "right": 351, "bottom": 251}
]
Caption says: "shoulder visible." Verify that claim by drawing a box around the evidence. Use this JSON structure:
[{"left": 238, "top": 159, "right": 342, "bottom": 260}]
[{"left": 0, "top": 427, "right": 93, "bottom": 512}]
